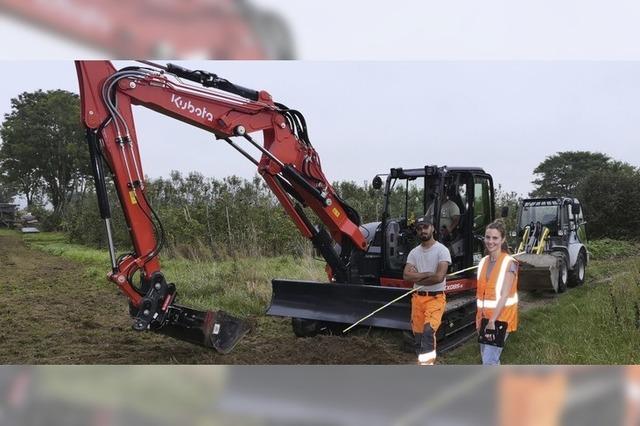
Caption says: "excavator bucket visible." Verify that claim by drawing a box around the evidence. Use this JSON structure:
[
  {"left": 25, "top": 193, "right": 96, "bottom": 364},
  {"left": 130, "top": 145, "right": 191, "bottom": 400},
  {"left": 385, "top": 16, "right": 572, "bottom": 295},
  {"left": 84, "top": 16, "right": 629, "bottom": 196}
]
[
  {"left": 517, "top": 254, "right": 560, "bottom": 292},
  {"left": 268, "top": 279, "right": 414, "bottom": 331},
  {"left": 156, "top": 304, "right": 251, "bottom": 354}
]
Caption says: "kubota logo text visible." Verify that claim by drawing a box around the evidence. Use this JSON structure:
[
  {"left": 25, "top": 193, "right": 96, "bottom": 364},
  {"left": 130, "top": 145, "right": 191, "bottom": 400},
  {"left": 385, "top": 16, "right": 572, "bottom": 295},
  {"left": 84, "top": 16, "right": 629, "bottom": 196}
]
[{"left": 171, "top": 95, "right": 214, "bottom": 122}]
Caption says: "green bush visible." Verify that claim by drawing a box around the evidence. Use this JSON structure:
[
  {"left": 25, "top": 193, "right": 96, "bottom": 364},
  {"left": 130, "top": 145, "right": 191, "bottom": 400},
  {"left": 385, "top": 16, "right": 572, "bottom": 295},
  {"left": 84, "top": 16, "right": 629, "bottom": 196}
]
[
  {"left": 578, "top": 167, "right": 640, "bottom": 240},
  {"left": 61, "top": 172, "right": 308, "bottom": 260}
]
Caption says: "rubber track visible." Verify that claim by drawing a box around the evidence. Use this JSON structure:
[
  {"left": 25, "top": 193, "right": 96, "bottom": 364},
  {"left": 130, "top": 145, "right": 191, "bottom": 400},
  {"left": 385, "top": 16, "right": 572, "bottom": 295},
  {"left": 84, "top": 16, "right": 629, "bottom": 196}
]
[{"left": 438, "top": 323, "right": 477, "bottom": 353}]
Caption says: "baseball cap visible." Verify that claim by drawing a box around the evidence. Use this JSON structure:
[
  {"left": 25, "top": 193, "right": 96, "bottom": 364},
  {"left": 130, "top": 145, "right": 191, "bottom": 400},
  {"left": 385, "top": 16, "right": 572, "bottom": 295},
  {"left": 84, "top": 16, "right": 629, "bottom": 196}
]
[{"left": 415, "top": 215, "right": 433, "bottom": 228}]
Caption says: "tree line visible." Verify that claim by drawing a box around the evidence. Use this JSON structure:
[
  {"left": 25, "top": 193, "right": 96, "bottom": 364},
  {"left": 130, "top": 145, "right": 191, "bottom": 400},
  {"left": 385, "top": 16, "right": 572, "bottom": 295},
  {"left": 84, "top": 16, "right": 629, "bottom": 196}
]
[
  {"left": 0, "top": 90, "right": 89, "bottom": 226},
  {"left": 61, "top": 172, "right": 309, "bottom": 258},
  {"left": 529, "top": 151, "right": 640, "bottom": 239},
  {"left": 1, "top": 90, "right": 639, "bottom": 259}
]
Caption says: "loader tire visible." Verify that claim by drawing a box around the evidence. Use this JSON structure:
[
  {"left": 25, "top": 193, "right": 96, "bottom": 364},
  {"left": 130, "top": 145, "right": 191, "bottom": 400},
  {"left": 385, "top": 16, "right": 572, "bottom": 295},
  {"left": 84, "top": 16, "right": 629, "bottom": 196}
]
[
  {"left": 292, "top": 318, "right": 320, "bottom": 337},
  {"left": 557, "top": 255, "right": 568, "bottom": 293},
  {"left": 569, "top": 251, "right": 586, "bottom": 287}
]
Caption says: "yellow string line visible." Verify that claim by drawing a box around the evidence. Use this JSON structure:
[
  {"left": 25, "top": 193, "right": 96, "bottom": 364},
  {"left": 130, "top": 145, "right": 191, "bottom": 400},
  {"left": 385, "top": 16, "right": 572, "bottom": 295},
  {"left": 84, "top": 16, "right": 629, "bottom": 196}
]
[{"left": 342, "top": 252, "right": 525, "bottom": 334}]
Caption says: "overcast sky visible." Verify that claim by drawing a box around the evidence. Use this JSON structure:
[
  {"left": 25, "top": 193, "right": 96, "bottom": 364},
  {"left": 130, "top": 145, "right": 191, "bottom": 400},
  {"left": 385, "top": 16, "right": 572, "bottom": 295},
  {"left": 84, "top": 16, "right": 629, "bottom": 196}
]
[
  {"left": 1, "top": 60, "right": 639, "bottom": 197},
  {"left": 3, "top": 1, "right": 640, "bottom": 60},
  {"left": 2, "top": 2, "right": 640, "bottom": 197}
]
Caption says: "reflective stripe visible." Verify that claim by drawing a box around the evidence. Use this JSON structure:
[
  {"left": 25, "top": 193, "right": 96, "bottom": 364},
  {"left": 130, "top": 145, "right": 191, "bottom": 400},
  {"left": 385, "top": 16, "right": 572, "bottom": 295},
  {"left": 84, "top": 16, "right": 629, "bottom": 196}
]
[
  {"left": 418, "top": 350, "right": 436, "bottom": 363},
  {"left": 627, "top": 383, "right": 640, "bottom": 401},
  {"left": 478, "top": 255, "right": 516, "bottom": 308},
  {"left": 494, "top": 256, "right": 513, "bottom": 299},
  {"left": 476, "top": 257, "right": 487, "bottom": 281},
  {"left": 477, "top": 294, "right": 518, "bottom": 308}
]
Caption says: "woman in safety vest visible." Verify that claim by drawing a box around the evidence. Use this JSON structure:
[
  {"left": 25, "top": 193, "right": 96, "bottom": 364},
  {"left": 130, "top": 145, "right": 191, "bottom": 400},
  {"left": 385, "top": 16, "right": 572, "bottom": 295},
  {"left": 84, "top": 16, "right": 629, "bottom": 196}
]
[
  {"left": 476, "top": 219, "right": 519, "bottom": 365},
  {"left": 626, "top": 365, "right": 640, "bottom": 426}
]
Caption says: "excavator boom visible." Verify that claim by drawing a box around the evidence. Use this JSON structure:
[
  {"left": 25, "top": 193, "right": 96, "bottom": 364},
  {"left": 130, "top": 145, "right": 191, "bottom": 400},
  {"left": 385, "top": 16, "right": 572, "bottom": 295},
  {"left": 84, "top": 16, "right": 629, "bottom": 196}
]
[
  {"left": 78, "top": 61, "right": 495, "bottom": 353},
  {"left": 76, "top": 60, "right": 367, "bottom": 352}
]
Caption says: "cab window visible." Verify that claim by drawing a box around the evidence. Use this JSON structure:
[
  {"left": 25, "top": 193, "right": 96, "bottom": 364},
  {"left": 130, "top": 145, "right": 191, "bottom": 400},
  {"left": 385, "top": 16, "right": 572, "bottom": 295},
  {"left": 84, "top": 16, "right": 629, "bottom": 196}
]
[{"left": 473, "top": 177, "right": 492, "bottom": 233}]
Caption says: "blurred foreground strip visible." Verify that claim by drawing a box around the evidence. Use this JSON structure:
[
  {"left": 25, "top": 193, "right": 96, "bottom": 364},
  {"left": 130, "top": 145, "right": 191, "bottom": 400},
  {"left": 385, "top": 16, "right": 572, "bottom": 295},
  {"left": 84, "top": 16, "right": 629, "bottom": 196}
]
[
  {"left": 0, "top": 0, "right": 294, "bottom": 59},
  {"left": 0, "top": 366, "right": 632, "bottom": 425}
]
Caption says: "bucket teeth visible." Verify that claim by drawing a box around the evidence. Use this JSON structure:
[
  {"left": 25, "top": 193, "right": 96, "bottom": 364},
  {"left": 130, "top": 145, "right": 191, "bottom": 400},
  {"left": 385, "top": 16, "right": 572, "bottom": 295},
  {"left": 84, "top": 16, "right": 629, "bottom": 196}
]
[{"left": 154, "top": 304, "right": 250, "bottom": 353}]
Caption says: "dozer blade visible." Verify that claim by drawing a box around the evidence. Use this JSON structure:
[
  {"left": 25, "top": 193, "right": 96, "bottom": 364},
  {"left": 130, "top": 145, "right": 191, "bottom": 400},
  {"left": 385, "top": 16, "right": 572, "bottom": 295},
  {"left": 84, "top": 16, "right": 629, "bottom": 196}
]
[
  {"left": 517, "top": 254, "right": 559, "bottom": 292},
  {"left": 268, "top": 279, "right": 414, "bottom": 331},
  {"left": 155, "top": 304, "right": 251, "bottom": 354}
]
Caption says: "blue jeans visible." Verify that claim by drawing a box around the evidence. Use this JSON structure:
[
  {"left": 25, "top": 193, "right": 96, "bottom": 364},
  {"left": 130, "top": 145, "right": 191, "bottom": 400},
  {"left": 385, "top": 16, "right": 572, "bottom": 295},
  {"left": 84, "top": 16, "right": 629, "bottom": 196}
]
[{"left": 480, "top": 333, "right": 508, "bottom": 365}]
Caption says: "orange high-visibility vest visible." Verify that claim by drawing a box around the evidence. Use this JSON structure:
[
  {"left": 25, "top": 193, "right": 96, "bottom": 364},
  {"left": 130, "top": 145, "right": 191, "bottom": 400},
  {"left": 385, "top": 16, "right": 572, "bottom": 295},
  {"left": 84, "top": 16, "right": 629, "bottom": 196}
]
[
  {"left": 628, "top": 366, "right": 640, "bottom": 381},
  {"left": 499, "top": 371, "right": 567, "bottom": 426},
  {"left": 628, "top": 366, "right": 640, "bottom": 402},
  {"left": 476, "top": 252, "right": 519, "bottom": 332}
]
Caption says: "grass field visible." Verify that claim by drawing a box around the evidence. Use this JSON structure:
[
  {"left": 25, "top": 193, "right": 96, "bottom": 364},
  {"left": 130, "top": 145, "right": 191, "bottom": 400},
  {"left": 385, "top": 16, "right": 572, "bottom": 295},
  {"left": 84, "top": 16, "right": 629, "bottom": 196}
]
[
  {"left": 22, "top": 231, "right": 327, "bottom": 317},
  {"left": 3, "top": 228, "right": 639, "bottom": 364},
  {"left": 444, "top": 241, "right": 640, "bottom": 364},
  {"left": 0, "top": 229, "right": 412, "bottom": 364}
]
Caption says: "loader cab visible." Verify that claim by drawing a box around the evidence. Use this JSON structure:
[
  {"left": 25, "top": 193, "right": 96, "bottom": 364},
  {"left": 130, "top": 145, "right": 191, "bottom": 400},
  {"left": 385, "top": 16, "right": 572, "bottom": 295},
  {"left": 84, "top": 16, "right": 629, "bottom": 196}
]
[
  {"left": 371, "top": 165, "right": 496, "bottom": 284},
  {"left": 567, "top": 199, "right": 587, "bottom": 244},
  {"left": 516, "top": 197, "right": 586, "bottom": 249}
]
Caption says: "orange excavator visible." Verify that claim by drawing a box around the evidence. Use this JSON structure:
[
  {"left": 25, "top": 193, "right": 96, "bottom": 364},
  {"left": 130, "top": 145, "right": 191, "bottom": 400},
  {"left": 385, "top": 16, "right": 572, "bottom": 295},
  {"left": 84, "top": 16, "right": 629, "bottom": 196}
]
[{"left": 76, "top": 60, "right": 501, "bottom": 352}]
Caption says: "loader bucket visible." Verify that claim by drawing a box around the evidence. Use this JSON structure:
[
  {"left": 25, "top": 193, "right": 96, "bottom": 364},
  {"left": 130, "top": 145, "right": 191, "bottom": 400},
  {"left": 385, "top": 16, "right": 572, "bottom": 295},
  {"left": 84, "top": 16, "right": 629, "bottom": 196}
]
[
  {"left": 517, "top": 254, "right": 559, "bottom": 292},
  {"left": 267, "top": 279, "right": 413, "bottom": 331}
]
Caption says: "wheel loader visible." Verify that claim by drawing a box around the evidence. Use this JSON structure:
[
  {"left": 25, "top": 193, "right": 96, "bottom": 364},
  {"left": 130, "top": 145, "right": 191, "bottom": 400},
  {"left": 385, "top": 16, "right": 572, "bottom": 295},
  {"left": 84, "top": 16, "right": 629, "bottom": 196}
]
[{"left": 512, "top": 197, "right": 588, "bottom": 293}]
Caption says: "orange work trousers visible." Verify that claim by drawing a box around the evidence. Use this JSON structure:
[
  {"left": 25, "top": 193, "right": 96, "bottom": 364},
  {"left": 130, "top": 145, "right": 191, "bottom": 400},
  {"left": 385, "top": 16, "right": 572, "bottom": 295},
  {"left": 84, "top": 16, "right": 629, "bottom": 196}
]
[
  {"left": 499, "top": 371, "right": 568, "bottom": 426},
  {"left": 411, "top": 293, "right": 446, "bottom": 334}
]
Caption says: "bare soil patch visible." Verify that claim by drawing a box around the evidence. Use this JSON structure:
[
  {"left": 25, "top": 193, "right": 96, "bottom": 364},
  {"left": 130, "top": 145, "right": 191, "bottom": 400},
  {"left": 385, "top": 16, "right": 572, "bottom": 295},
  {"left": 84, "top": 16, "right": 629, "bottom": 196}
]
[{"left": 0, "top": 233, "right": 415, "bottom": 364}]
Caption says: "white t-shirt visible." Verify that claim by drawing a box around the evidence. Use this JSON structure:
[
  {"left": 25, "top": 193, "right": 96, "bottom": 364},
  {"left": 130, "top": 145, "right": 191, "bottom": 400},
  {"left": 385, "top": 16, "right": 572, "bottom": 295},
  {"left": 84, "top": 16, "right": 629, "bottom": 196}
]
[
  {"left": 406, "top": 241, "right": 452, "bottom": 291},
  {"left": 426, "top": 199, "right": 461, "bottom": 232}
]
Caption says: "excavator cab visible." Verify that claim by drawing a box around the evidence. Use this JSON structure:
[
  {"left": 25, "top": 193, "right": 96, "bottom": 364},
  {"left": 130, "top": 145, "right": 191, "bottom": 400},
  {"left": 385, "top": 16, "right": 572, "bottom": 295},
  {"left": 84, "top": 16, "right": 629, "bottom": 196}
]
[
  {"left": 269, "top": 165, "right": 498, "bottom": 346},
  {"left": 374, "top": 166, "right": 482, "bottom": 280}
]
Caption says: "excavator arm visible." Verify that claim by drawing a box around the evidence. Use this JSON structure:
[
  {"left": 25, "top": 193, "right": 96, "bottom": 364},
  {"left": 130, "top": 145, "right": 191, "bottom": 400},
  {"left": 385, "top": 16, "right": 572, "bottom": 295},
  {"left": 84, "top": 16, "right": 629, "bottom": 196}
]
[{"left": 76, "top": 60, "right": 367, "bottom": 352}]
